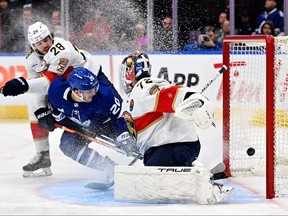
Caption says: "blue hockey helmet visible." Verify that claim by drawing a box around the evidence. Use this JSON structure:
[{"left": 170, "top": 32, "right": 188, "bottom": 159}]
[
  {"left": 67, "top": 67, "right": 99, "bottom": 91},
  {"left": 119, "top": 51, "right": 152, "bottom": 93}
]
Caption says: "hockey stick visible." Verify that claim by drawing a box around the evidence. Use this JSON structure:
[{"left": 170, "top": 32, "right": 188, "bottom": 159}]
[
  {"left": 201, "top": 65, "right": 227, "bottom": 128},
  {"left": 54, "top": 123, "right": 142, "bottom": 158},
  {"left": 200, "top": 65, "right": 227, "bottom": 94},
  {"left": 55, "top": 123, "right": 143, "bottom": 190},
  {"left": 210, "top": 162, "right": 228, "bottom": 180}
]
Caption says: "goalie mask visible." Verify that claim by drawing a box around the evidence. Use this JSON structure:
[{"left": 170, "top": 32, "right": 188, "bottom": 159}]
[
  {"left": 28, "top": 22, "right": 53, "bottom": 50},
  {"left": 119, "top": 51, "right": 152, "bottom": 93}
]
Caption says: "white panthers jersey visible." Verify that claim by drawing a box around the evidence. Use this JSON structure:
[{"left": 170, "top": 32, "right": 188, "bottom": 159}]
[
  {"left": 25, "top": 37, "right": 101, "bottom": 95},
  {"left": 122, "top": 77, "right": 199, "bottom": 155},
  {"left": 43, "top": 37, "right": 86, "bottom": 75},
  {"left": 25, "top": 51, "right": 44, "bottom": 79}
]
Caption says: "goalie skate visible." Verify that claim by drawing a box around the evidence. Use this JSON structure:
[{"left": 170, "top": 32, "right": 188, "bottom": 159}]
[
  {"left": 209, "top": 182, "right": 234, "bottom": 204},
  {"left": 22, "top": 150, "right": 52, "bottom": 177},
  {"left": 195, "top": 166, "right": 233, "bottom": 204}
]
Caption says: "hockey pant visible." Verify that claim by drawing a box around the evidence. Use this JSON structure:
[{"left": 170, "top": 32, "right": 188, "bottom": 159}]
[
  {"left": 143, "top": 140, "right": 201, "bottom": 166},
  {"left": 59, "top": 131, "right": 116, "bottom": 172}
]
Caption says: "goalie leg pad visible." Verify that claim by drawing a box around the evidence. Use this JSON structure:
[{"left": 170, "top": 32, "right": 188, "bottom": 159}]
[
  {"left": 114, "top": 165, "right": 233, "bottom": 204},
  {"left": 114, "top": 166, "right": 198, "bottom": 203}
]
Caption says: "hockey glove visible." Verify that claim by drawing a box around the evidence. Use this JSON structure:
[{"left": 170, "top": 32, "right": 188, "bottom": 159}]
[
  {"left": 34, "top": 107, "right": 56, "bottom": 132},
  {"left": 174, "top": 93, "right": 214, "bottom": 129},
  {"left": 1, "top": 77, "right": 29, "bottom": 96},
  {"left": 116, "top": 131, "right": 138, "bottom": 156}
]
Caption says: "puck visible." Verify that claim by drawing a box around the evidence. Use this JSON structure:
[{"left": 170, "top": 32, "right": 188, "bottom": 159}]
[{"left": 247, "top": 147, "right": 255, "bottom": 156}]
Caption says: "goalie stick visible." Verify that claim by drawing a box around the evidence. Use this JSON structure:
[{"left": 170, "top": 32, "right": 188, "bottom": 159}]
[
  {"left": 200, "top": 65, "right": 227, "bottom": 94},
  {"left": 84, "top": 161, "right": 227, "bottom": 191},
  {"left": 202, "top": 65, "right": 227, "bottom": 128}
]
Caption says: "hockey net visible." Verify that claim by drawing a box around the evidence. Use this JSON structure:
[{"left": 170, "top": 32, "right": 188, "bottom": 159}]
[{"left": 222, "top": 35, "right": 288, "bottom": 199}]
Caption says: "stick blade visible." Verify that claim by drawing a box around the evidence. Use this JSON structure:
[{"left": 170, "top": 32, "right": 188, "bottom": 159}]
[
  {"left": 210, "top": 162, "right": 226, "bottom": 174},
  {"left": 84, "top": 182, "right": 114, "bottom": 191},
  {"left": 210, "top": 162, "right": 228, "bottom": 180}
]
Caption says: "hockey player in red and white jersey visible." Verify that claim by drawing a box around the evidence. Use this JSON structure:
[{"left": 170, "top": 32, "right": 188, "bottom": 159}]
[
  {"left": 119, "top": 51, "right": 214, "bottom": 165},
  {"left": 118, "top": 51, "right": 233, "bottom": 204},
  {"left": 0, "top": 22, "right": 120, "bottom": 177}
]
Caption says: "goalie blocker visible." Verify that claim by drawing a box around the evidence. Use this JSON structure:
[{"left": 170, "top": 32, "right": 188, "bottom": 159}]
[{"left": 114, "top": 165, "right": 233, "bottom": 204}]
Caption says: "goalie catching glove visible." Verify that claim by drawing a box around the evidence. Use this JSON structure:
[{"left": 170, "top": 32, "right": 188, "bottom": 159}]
[
  {"left": 1, "top": 77, "right": 29, "bottom": 96},
  {"left": 34, "top": 107, "right": 56, "bottom": 132},
  {"left": 174, "top": 93, "right": 214, "bottom": 129},
  {"left": 115, "top": 131, "right": 138, "bottom": 156}
]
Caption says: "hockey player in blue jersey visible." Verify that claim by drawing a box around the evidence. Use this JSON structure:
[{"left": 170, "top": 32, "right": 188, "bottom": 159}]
[{"left": 34, "top": 66, "right": 138, "bottom": 176}]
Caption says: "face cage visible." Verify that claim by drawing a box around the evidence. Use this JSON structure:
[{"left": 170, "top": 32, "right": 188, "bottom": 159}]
[
  {"left": 31, "top": 35, "right": 53, "bottom": 52},
  {"left": 119, "top": 63, "right": 136, "bottom": 94}
]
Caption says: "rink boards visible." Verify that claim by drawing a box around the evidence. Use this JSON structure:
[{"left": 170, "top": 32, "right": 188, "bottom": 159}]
[{"left": 0, "top": 52, "right": 223, "bottom": 120}]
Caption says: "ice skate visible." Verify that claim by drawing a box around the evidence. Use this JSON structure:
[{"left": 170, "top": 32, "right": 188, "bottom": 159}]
[
  {"left": 22, "top": 150, "right": 52, "bottom": 177},
  {"left": 195, "top": 166, "right": 233, "bottom": 204},
  {"left": 208, "top": 181, "right": 234, "bottom": 204}
]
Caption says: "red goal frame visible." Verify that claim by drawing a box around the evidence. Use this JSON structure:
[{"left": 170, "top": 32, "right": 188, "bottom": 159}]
[{"left": 222, "top": 35, "right": 275, "bottom": 199}]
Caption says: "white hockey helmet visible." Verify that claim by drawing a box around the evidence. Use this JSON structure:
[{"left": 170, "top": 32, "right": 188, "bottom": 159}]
[{"left": 28, "top": 22, "right": 52, "bottom": 49}]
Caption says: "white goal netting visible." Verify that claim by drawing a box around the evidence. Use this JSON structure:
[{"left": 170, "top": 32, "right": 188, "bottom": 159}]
[{"left": 224, "top": 36, "right": 288, "bottom": 197}]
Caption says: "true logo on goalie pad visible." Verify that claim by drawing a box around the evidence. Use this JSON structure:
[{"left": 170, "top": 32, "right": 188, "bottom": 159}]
[{"left": 158, "top": 168, "right": 192, "bottom": 172}]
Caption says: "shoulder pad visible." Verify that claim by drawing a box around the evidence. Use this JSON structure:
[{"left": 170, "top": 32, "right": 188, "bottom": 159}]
[{"left": 25, "top": 50, "right": 33, "bottom": 59}]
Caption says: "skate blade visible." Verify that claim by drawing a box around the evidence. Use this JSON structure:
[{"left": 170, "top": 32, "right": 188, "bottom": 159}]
[
  {"left": 23, "top": 168, "right": 52, "bottom": 177},
  {"left": 214, "top": 187, "right": 234, "bottom": 204}
]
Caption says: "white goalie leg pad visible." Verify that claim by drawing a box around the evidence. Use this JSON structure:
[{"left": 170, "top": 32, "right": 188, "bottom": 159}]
[
  {"left": 174, "top": 93, "right": 214, "bottom": 129},
  {"left": 114, "top": 166, "right": 198, "bottom": 203},
  {"left": 195, "top": 166, "right": 233, "bottom": 204}
]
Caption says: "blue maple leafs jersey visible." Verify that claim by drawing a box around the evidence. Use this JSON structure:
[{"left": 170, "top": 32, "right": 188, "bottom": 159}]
[{"left": 48, "top": 77, "right": 125, "bottom": 137}]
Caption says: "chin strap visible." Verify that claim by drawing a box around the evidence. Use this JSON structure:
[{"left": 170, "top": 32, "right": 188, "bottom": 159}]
[{"left": 72, "top": 90, "right": 88, "bottom": 103}]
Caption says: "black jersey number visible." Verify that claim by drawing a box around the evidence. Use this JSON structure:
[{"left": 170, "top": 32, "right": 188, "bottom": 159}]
[
  {"left": 50, "top": 43, "right": 65, "bottom": 56},
  {"left": 136, "top": 78, "right": 153, "bottom": 89}
]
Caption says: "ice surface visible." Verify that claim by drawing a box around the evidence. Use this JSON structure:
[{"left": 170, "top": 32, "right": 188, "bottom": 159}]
[{"left": 1, "top": 122, "right": 288, "bottom": 215}]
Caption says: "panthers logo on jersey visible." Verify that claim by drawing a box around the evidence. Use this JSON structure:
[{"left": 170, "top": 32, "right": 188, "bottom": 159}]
[
  {"left": 57, "top": 58, "right": 69, "bottom": 72},
  {"left": 149, "top": 85, "right": 160, "bottom": 95}
]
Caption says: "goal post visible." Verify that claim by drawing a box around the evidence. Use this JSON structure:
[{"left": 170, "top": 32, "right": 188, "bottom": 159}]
[{"left": 222, "top": 35, "right": 288, "bottom": 199}]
